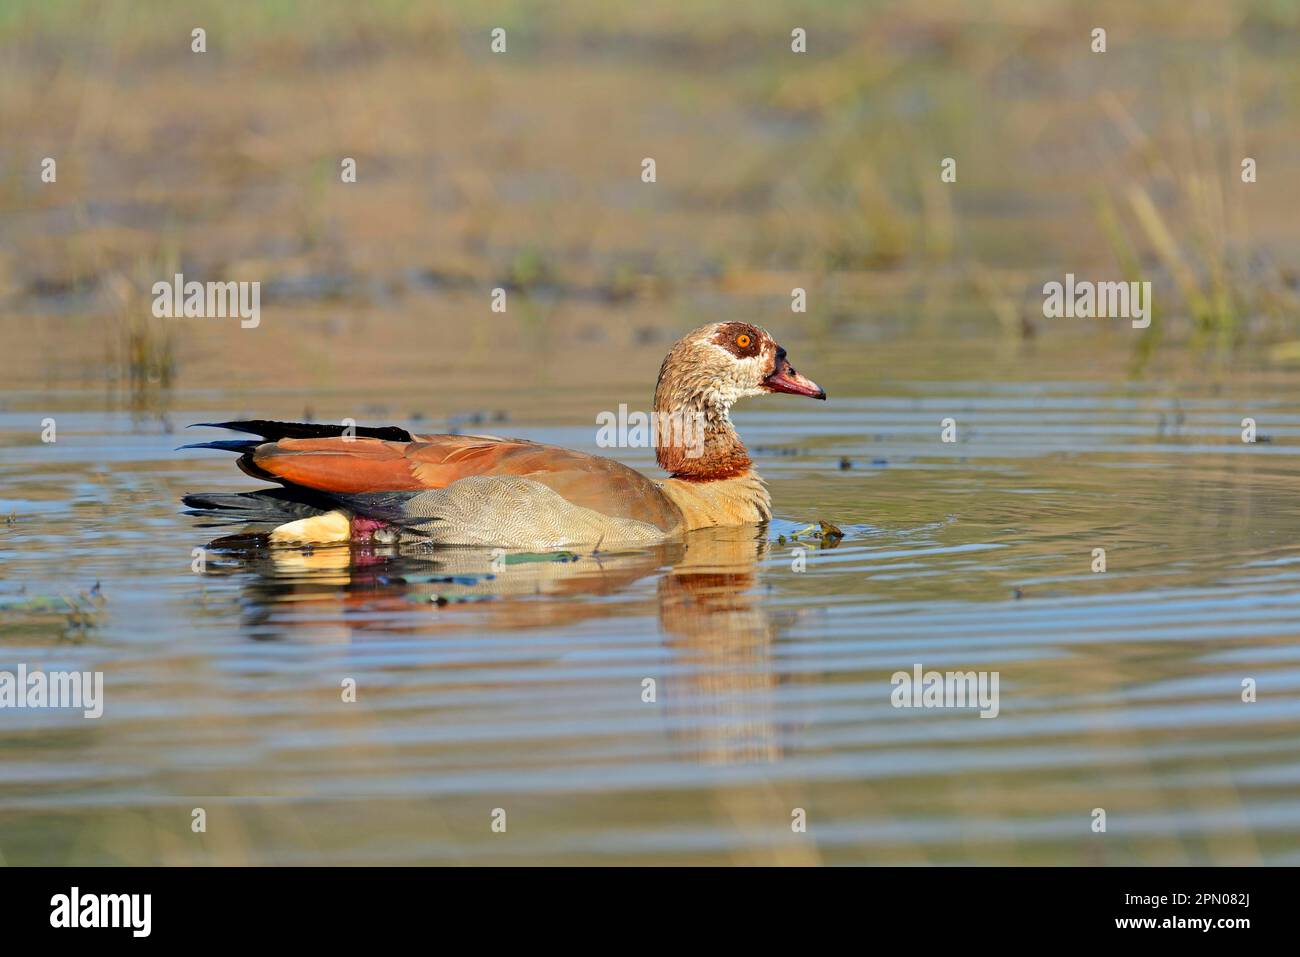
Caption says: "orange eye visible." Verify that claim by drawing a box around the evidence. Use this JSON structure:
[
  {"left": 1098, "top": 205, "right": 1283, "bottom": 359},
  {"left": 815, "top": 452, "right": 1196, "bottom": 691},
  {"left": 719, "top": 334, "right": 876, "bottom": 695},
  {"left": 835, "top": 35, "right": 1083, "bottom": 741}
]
[{"left": 736, "top": 333, "right": 752, "bottom": 348}]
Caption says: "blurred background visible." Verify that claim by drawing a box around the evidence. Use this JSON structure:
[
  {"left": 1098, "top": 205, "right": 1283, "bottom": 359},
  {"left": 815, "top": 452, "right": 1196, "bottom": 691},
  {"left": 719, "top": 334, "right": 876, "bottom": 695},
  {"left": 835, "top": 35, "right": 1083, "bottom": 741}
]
[{"left": 2, "top": 0, "right": 1298, "bottom": 406}]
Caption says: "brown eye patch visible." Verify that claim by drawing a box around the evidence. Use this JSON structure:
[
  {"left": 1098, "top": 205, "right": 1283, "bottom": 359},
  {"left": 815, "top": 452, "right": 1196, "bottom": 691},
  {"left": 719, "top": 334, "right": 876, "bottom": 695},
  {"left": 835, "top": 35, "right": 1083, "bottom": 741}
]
[{"left": 713, "top": 323, "right": 763, "bottom": 358}]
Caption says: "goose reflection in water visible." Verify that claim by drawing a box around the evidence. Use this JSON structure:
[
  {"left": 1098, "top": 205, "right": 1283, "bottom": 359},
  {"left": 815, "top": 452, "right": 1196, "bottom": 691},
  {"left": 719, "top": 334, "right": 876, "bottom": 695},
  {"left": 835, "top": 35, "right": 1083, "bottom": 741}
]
[{"left": 197, "top": 524, "right": 817, "bottom": 766}]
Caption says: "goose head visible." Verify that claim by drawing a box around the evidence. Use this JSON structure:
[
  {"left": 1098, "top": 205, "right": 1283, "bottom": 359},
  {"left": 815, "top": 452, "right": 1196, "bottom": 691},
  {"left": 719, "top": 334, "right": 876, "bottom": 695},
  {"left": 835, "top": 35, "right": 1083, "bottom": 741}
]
[{"left": 653, "top": 322, "right": 825, "bottom": 477}]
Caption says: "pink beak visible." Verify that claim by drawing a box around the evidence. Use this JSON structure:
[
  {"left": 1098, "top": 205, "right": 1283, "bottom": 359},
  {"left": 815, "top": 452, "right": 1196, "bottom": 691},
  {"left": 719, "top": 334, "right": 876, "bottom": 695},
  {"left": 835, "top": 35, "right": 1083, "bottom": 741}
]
[{"left": 764, "top": 349, "right": 826, "bottom": 400}]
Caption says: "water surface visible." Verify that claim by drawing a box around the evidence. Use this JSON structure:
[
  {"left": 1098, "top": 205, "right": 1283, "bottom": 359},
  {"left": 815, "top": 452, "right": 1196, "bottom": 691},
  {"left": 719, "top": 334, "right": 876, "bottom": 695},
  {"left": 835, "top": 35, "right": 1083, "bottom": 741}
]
[{"left": 2, "top": 370, "right": 1299, "bottom": 864}]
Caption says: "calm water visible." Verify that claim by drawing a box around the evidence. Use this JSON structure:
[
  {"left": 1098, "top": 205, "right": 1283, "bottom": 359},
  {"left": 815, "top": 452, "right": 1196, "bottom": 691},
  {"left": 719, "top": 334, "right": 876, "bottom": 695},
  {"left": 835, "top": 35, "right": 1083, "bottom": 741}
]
[{"left": 2, "top": 374, "right": 1300, "bottom": 864}]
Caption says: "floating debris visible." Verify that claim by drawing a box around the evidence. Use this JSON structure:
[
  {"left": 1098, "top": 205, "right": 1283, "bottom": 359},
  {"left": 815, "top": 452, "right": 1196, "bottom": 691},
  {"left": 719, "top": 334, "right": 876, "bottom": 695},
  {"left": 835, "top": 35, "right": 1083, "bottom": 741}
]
[
  {"left": 818, "top": 521, "right": 844, "bottom": 545},
  {"left": 502, "top": 551, "right": 580, "bottom": 565},
  {"left": 427, "top": 594, "right": 496, "bottom": 606},
  {"left": 787, "top": 521, "right": 844, "bottom": 546},
  {"left": 0, "top": 585, "right": 106, "bottom": 637},
  {"left": 1, "top": 596, "right": 73, "bottom": 613},
  {"left": 414, "top": 574, "right": 486, "bottom": 586}
]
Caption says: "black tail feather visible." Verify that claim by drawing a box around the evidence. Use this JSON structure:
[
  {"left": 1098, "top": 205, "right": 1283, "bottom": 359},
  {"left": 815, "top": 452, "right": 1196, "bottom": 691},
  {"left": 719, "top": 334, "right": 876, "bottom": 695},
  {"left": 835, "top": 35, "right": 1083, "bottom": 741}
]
[
  {"left": 330, "top": 491, "right": 431, "bottom": 527},
  {"left": 182, "top": 421, "right": 417, "bottom": 528},
  {"left": 182, "top": 488, "right": 334, "bottom": 524},
  {"left": 177, "top": 440, "right": 261, "bottom": 453},
  {"left": 188, "top": 420, "right": 413, "bottom": 442}
]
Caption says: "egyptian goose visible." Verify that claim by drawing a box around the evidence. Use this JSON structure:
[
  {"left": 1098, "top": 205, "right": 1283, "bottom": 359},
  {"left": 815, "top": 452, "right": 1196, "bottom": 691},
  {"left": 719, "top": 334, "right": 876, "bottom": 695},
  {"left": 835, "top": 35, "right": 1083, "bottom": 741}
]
[{"left": 183, "top": 322, "right": 825, "bottom": 548}]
